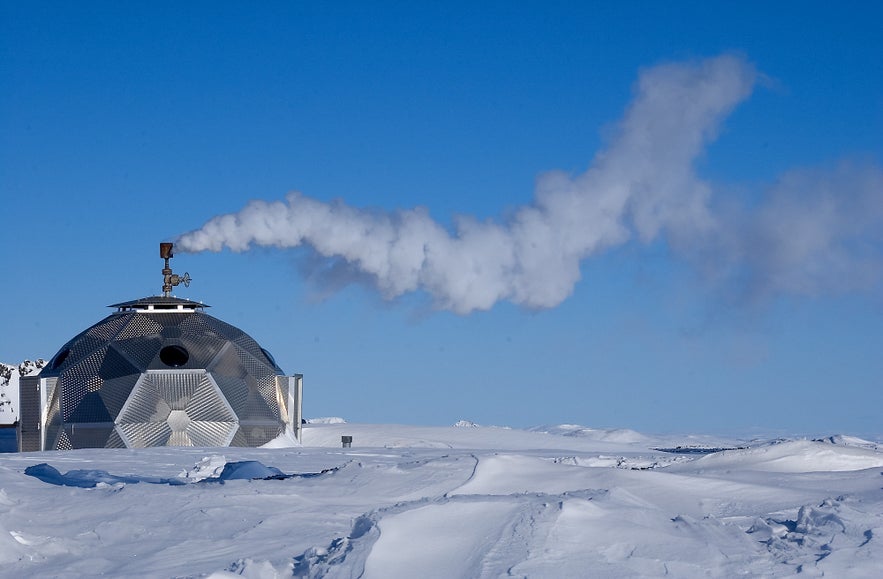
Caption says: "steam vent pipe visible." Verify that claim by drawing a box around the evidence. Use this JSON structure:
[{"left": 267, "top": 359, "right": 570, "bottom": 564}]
[
  {"left": 161, "top": 242, "right": 174, "bottom": 297},
  {"left": 160, "top": 242, "right": 190, "bottom": 297}
]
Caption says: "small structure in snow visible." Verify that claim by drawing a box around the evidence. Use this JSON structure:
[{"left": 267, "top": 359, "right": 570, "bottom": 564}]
[{"left": 17, "top": 243, "right": 302, "bottom": 451}]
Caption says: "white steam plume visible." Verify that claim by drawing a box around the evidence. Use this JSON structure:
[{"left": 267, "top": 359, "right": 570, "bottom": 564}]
[
  {"left": 174, "top": 54, "right": 883, "bottom": 312},
  {"left": 709, "top": 160, "right": 883, "bottom": 301}
]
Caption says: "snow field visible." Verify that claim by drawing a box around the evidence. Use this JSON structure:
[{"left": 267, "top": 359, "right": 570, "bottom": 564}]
[{"left": 0, "top": 422, "right": 880, "bottom": 577}]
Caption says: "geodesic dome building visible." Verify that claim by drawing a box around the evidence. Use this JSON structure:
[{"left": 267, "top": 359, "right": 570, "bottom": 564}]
[{"left": 17, "top": 245, "right": 301, "bottom": 451}]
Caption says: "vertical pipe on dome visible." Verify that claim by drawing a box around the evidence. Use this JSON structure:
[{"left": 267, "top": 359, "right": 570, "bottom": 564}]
[{"left": 160, "top": 243, "right": 174, "bottom": 297}]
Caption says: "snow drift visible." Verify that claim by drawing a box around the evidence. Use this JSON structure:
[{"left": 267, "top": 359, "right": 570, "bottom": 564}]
[{"left": 1, "top": 422, "right": 881, "bottom": 577}]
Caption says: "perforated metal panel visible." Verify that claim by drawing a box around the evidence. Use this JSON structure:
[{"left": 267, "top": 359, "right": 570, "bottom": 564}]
[
  {"left": 116, "top": 335, "right": 163, "bottom": 369},
  {"left": 66, "top": 425, "right": 115, "bottom": 449},
  {"left": 55, "top": 429, "right": 74, "bottom": 450},
  {"left": 44, "top": 379, "right": 61, "bottom": 451},
  {"left": 86, "top": 314, "right": 130, "bottom": 342},
  {"left": 117, "top": 314, "right": 163, "bottom": 340},
  {"left": 99, "top": 372, "right": 141, "bottom": 418},
  {"left": 238, "top": 421, "right": 283, "bottom": 447},
  {"left": 116, "top": 370, "right": 238, "bottom": 447},
  {"left": 17, "top": 376, "right": 41, "bottom": 451},
  {"left": 105, "top": 428, "right": 126, "bottom": 449}
]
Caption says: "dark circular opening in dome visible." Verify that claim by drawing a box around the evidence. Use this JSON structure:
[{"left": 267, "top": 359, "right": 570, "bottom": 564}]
[
  {"left": 260, "top": 347, "right": 277, "bottom": 368},
  {"left": 50, "top": 348, "right": 71, "bottom": 370},
  {"left": 159, "top": 345, "right": 189, "bottom": 367}
]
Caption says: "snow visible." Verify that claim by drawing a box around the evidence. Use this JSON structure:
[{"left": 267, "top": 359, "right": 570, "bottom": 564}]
[
  {"left": 669, "top": 439, "right": 883, "bottom": 473},
  {"left": 0, "top": 422, "right": 881, "bottom": 577}
]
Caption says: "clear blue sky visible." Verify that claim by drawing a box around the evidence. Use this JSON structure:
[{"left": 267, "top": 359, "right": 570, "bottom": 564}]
[{"left": 2, "top": 2, "right": 881, "bottom": 436}]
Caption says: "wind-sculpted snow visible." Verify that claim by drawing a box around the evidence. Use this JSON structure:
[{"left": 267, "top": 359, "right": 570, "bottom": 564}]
[
  {"left": 0, "top": 423, "right": 881, "bottom": 577},
  {"left": 23, "top": 460, "right": 340, "bottom": 488},
  {"left": 747, "top": 497, "right": 880, "bottom": 574},
  {"left": 668, "top": 439, "right": 883, "bottom": 473}
]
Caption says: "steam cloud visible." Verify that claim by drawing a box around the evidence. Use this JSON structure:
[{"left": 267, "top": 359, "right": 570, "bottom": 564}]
[{"left": 175, "top": 54, "right": 883, "bottom": 313}]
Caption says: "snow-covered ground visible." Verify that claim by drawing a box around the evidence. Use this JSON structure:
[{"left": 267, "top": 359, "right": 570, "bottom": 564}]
[{"left": 1, "top": 421, "right": 881, "bottom": 577}]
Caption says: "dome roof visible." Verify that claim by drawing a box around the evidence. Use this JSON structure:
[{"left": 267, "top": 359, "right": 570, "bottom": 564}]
[{"left": 38, "top": 295, "right": 292, "bottom": 449}]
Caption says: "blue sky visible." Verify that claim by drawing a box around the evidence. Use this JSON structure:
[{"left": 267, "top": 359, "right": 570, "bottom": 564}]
[{"left": 2, "top": 2, "right": 881, "bottom": 436}]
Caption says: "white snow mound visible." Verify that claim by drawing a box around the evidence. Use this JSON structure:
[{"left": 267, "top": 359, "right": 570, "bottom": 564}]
[{"left": 676, "top": 439, "right": 883, "bottom": 472}]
